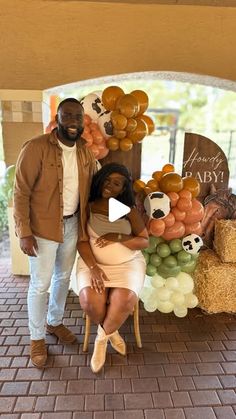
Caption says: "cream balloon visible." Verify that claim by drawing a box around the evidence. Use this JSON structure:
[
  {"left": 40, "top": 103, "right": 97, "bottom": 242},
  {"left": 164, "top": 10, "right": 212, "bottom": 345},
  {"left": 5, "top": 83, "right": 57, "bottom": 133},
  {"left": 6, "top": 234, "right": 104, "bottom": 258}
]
[
  {"left": 139, "top": 287, "right": 153, "bottom": 303},
  {"left": 184, "top": 293, "right": 199, "bottom": 308},
  {"left": 174, "top": 306, "right": 188, "bottom": 318},
  {"left": 157, "top": 300, "right": 174, "bottom": 314},
  {"left": 157, "top": 287, "right": 172, "bottom": 301},
  {"left": 176, "top": 272, "right": 194, "bottom": 294},
  {"left": 165, "top": 277, "right": 179, "bottom": 290},
  {"left": 151, "top": 275, "right": 165, "bottom": 289},
  {"left": 144, "top": 300, "right": 158, "bottom": 312},
  {"left": 170, "top": 291, "right": 185, "bottom": 306}
]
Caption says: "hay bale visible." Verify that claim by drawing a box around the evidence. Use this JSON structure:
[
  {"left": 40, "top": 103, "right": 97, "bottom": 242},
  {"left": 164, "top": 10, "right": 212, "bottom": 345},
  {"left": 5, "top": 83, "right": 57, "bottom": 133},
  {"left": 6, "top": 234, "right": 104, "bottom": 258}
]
[
  {"left": 193, "top": 249, "right": 236, "bottom": 313},
  {"left": 214, "top": 219, "right": 236, "bottom": 263}
]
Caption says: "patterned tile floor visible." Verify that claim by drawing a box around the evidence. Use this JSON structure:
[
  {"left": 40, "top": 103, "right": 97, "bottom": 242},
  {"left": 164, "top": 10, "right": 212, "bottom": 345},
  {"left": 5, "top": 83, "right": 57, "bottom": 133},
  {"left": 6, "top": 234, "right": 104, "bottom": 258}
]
[{"left": 0, "top": 256, "right": 236, "bottom": 419}]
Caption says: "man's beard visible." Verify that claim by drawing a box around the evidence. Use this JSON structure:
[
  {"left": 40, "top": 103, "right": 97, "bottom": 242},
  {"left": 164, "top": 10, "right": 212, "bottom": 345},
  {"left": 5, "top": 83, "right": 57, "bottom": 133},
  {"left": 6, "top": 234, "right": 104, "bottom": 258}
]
[{"left": 57, "top": 123, "right": 84, "bottom": 142}]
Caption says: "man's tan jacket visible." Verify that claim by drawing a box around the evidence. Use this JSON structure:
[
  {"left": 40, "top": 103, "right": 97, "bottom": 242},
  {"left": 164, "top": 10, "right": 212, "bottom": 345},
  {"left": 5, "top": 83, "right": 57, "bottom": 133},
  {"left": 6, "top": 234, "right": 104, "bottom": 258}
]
[{"left": 13, "top": 129, "right": 97, "bottom": 243}]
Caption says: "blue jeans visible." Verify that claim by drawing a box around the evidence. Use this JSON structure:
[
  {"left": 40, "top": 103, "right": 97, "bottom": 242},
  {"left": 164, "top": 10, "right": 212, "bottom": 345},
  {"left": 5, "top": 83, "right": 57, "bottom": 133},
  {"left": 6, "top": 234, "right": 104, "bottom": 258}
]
[{"left": 28, "top": 216, "right": 78, "bottom": 340}]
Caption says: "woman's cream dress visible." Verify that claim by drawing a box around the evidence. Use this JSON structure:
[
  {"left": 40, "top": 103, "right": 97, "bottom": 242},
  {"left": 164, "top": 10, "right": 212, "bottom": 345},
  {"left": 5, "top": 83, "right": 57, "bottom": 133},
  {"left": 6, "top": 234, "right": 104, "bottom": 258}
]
[{"left": 76, "top": 212, "right": 146, "bottom": 296}]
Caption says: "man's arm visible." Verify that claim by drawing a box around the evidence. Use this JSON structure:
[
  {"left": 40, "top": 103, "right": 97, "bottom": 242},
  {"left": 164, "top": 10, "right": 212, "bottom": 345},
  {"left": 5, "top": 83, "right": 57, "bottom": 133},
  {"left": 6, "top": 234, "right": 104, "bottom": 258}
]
[{"left": 13, "top": 140, "right": 42, "bottom": 240}]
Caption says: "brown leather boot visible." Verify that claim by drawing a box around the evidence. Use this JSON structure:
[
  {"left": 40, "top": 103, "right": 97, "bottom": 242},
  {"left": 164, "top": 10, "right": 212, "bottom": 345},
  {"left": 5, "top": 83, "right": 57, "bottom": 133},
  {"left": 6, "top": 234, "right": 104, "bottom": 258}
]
[
  {"left": 30, "top": 339, "right": 47, "bottom": 368},
  {"left": 46, "top": 323, "right": 77, "bottom": 344}
]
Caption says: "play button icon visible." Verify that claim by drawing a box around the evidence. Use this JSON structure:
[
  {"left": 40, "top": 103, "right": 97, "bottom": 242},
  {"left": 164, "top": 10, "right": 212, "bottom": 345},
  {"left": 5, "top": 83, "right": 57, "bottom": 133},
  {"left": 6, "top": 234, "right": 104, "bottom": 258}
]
[{"left": 108, "top": 198, "right": 131, "bottom": 222}]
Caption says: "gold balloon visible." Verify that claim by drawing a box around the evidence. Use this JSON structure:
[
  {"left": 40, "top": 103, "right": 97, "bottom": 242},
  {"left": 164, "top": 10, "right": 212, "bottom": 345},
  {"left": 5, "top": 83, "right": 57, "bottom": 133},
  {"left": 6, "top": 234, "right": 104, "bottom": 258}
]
[
  {"left": 113, "top": 129, "right": 127, "bottom": 139},
  {"left": 126, "top": 118, "right": 138, "bottom": 132},
  {"left": 119, "top": 138, "right": 133, "bottom": 151},
  {"left": 106, "top": 137, "right": 120, "bottom": 151},
  {"left": 127, "top": 119, "right": 148, "bottom": 143},
  {"left": 102, "top": 86, "right": 124, "bottom": 111},
  {"left": 116, "top": 94, "right": 140, "bottom": 118},
  {"left": 138, "top": 114, "right": 155, "bottom": 134},
  {"left": 111, "top": 112, "right": 127, "bottom": 130},
  {"left": 131, "top": 90, "right": 149, "bottom": 115}
]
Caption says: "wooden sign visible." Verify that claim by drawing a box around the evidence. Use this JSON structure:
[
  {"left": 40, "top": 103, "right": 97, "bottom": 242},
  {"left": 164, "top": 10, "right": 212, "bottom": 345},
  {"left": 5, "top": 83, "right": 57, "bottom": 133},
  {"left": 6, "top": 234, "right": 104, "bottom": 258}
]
[
  {"left": 99, "top": 143, "right": 142, "bottom": 181},
  {"left": 182, "top": 133, "right": 229, "bottom": 201}
]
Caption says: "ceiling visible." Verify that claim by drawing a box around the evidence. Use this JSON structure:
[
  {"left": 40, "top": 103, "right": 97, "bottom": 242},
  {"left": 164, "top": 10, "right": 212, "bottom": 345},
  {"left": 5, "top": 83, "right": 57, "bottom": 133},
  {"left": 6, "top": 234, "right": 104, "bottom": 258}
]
[{"left": 0, "top": 0, "right": 236, "bottom": 91}]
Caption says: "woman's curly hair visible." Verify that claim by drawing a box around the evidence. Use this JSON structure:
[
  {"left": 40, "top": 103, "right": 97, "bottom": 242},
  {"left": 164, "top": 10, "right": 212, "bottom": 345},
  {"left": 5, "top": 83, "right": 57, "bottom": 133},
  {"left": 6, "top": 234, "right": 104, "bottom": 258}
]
[{"left": 89, "top": 162, "right": 135, "bottom": 207}]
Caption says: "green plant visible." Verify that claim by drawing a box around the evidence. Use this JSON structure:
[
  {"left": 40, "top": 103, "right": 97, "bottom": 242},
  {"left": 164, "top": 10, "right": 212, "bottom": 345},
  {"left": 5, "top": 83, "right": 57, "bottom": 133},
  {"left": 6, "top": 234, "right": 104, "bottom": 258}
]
[{"left": 0, "top": 165, "right": 15, "bottom": 237}]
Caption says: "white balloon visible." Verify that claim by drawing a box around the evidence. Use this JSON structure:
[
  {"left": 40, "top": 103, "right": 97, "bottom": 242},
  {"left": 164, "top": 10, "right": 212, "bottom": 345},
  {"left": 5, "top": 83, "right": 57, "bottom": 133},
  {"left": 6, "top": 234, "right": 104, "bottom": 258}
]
[
  {"left": 174, "top": 306, "right": 188, "bottom": 318},
  {"left": 151, "top": 275, "right": 165, "bottom": 289},
  {"left": 184, "top": 293, "right": 199, "bottom": 308},
  {"left": 157, "top": 300, "right": 174, "bottom": 313},
  {"left": 170, "top": 291, "right": 185, "bottom": 306},
  {"left": 157, "top": 287, "right": 172, "bottom": 301},
  {"left": 176, "top": 272, "right": 194, "bottom": 294},
  {"left": 165, "top": 277, "right": 179, "bottom": 290}
]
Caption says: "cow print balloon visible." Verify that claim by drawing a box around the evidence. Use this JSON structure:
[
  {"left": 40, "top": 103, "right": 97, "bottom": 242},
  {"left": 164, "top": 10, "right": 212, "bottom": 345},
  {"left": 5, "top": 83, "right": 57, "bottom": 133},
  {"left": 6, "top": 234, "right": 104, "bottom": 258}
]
[
  {"left": 182, "top": 234, "right": 203, "bottom": 255},
  {"left": 144, "top": 192, "right": 171, "bottom": 219}
]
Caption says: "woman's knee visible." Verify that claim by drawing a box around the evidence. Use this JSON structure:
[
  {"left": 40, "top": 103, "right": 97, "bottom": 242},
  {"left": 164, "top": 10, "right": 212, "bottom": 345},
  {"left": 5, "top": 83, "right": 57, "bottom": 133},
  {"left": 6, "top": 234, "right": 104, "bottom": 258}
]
[
  {"left": 79, "top": 289, "right": 107, "bottom": 316},
  {"left": 110, "top": 290, "right": 137, "bottom": 314}
]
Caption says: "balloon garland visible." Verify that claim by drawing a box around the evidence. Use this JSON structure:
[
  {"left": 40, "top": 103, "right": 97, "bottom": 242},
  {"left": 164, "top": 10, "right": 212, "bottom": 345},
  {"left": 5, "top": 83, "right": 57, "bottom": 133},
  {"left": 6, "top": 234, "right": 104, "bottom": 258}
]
[{"left": 134, "top": 164, "right": 204, "bottom": 317}]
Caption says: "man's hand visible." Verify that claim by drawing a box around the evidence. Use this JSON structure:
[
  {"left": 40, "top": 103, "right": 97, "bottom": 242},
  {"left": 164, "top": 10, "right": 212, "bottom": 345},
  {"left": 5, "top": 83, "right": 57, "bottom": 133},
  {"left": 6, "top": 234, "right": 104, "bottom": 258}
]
[{"left": 20, "top": 236, "right": 38, "bottom": 257}]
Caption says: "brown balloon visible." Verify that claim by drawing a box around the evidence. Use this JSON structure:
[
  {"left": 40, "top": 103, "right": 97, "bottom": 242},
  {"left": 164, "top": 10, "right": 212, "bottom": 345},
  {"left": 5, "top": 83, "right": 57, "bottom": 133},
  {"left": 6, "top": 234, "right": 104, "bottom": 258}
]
[
  {"left": 127, "top": 119, "right": 148, "bottom": 143},
  {"left": 116, "top": 94, "right": 140, "bottom": 118},
  {"left": 131, "top": 90, "right": 149, "bottom": 115},
  {"left": 102, "top": 86, "right": 124, "bottom": 111}
]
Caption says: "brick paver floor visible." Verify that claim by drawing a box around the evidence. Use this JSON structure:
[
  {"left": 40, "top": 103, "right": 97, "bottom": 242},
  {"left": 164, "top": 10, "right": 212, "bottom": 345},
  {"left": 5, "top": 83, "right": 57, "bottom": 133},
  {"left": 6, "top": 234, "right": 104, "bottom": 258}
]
[{"left": 0, "top": 256, "right": 236, "bottom": 418}]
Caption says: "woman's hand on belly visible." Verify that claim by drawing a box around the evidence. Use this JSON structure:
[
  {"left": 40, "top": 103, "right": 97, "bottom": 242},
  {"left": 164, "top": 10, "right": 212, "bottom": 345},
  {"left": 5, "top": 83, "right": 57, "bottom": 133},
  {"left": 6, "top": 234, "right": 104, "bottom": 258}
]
[{"left": 94, "top": 233, "right": 119, "bottom": 248}]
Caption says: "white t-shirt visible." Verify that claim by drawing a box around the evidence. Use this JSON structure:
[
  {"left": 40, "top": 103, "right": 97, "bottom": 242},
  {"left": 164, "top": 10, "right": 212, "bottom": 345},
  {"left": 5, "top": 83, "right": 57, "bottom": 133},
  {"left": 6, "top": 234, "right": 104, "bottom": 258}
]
[{"left": 58, "top": 140, "right": 79, "bottom": 216}]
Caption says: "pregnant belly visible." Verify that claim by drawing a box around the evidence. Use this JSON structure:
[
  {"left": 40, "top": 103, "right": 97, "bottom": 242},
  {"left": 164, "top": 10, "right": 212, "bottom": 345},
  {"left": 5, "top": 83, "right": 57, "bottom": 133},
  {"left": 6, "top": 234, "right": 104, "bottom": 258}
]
[{"left": 90, "top": 239, "right": 138, "bottom": 265}]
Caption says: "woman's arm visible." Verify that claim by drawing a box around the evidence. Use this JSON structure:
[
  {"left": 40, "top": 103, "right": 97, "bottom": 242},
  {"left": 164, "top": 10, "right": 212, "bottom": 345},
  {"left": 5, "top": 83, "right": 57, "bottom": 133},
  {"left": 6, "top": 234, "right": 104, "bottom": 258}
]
[{"left": 77, "top": 240, "right": 110, "bottom": 293}]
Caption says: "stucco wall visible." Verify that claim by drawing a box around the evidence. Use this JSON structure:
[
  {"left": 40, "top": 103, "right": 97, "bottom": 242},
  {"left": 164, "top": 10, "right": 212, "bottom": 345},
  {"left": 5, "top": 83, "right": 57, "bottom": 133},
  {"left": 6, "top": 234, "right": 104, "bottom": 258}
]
[{"left": 0, "top": 1, "right": 236, "bottom": 90}]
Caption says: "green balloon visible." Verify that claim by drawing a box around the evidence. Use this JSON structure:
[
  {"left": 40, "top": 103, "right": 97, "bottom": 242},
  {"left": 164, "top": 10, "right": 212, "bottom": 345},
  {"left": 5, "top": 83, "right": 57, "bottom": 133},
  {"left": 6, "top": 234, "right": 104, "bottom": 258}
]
[
  {"left": 180, "top": 260, "right": 196, "bottom": 273},
  {"left": 169, "top": 238, "right": 183, "bottom": 253},
  {"left": 143, "top": 252, "right": 150, "bottom": 264},
  {"left": 150, "top": 253, "right": 162, "bottom": 267},
  {"left": 146, "top": 264, "right": 157, "bottom": 277},
  {"left": 156, "top": 243, "right": 171, "bottom": 258},
  {"left": 163, "top": 255, "right": 178, "bottom": 268},
  {"left": 157, "top": 263, "right": 181, "bottom": 279},
  {"left": 145, "top": 245, "right": 157, "bottom": 254},
  {"left": 4, "top": 165, "right": 15, "bottom": 184},
  {"left": 177, "top": 250, "right": 192, "bottom": 264}
]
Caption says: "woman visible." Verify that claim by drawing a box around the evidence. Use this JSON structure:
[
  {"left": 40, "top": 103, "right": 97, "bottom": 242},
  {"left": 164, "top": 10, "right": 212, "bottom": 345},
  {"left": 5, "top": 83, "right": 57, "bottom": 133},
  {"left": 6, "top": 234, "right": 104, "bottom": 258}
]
[{"left": 77, "top": 163, "right": 148, "bottom": 373}]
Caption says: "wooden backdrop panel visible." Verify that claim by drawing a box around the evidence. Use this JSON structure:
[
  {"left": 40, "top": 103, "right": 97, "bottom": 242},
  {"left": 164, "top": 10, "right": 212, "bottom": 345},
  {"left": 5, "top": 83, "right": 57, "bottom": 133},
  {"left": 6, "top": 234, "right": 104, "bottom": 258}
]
[
  {"left": 99, "top": 143, "right": 142, "bottom": 181},
  {"left": 182, "top": 133, "right": 229, "bottom": 201}
]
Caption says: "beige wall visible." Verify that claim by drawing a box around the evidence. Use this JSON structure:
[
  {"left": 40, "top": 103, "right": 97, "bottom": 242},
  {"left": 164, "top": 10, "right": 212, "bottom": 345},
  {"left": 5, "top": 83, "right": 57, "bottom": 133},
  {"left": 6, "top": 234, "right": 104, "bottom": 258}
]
[{"left": 0, "top": 1, "right": 236, "bottom": 90}]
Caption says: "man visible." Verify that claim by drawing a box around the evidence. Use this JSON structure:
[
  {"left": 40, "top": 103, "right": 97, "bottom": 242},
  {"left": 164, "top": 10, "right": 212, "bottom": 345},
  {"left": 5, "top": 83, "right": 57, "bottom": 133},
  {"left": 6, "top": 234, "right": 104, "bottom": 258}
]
[{"left": 14, "top": 98, "right": 97, "bottom": 368}]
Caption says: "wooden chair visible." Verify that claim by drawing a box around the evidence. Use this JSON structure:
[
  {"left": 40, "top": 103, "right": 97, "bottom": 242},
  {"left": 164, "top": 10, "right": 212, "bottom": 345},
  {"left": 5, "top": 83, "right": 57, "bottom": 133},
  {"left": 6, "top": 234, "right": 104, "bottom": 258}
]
[{"left": 82, "top": 300, "right": 142, "bottom": 352}]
